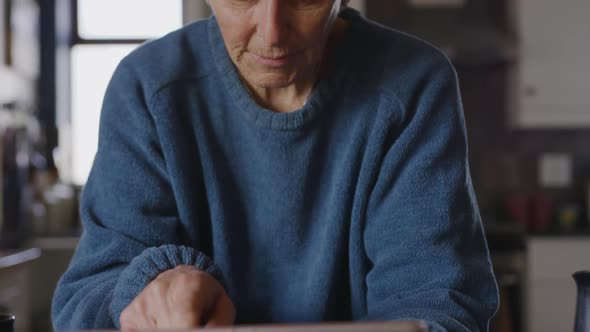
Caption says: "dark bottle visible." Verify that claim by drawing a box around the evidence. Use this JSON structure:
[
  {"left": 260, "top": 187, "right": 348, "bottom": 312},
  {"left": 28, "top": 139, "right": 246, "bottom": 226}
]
[
  {"left": 0, "top": 314, "right": 15, "bottom": 332},
  {"left": 573, "top": 271, "right": 590, "bottom": 332}
]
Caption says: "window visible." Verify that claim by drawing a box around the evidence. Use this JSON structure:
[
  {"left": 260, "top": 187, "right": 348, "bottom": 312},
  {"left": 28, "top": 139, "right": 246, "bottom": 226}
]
[
  {"left": 70, "top": 44, "right": 137, "bottom": 185},
  {"left": 64, "top": 0, "right": 183, "bottom": 185},
  {"left": 77, "top": 0, "right": 182, "bottom": 39}
]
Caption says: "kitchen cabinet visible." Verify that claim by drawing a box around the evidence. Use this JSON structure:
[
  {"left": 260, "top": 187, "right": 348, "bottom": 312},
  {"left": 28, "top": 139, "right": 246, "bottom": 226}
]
[
  {"left": 513, "top": 0, "right": 590, "bottom": 128},
  {"left": 0, "top": 248, "right": 40, "bottom": 332},
  {"left": 526, "top": 237, "right": 590, "bottom": 332},
  {"left": 26, "top": 237, "right": 77, "bottom": 331}
]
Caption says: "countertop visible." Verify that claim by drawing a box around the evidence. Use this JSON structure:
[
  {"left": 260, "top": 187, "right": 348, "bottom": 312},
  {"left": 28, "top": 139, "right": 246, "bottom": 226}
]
[{"left": 0, "top": 248, "right": 41, "bottom": 269}]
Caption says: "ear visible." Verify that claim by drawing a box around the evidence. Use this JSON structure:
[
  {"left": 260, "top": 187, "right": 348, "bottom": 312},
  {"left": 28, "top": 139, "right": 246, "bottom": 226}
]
[
  {"left": 339, "top": 0, "right": 349, "bottom": 10},
  {"left": 205, "top": 0, "right": 214, "bottom": 14}
]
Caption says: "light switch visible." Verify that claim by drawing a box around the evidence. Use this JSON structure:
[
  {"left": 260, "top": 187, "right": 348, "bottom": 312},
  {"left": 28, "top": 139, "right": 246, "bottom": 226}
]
[{"left": 539, "top": 153, "right": 572, "bottom": 188}]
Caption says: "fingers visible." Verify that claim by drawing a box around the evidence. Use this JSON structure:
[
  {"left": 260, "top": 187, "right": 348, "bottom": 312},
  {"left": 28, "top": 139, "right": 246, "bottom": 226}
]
[
  {"left": 119, "top": 301, "right": 157, "bottom": 331},
  {"left": 205, "top": 293, "right": 236, "bottom": 328},
  {"left": 119, "top": 265, "right": 236, "bottom": 330}
]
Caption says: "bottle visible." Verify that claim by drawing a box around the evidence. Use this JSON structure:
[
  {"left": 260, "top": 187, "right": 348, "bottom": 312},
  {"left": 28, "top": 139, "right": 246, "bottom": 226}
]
[{"left": 0, "top": 314, "right": 15, "bottom": 332}]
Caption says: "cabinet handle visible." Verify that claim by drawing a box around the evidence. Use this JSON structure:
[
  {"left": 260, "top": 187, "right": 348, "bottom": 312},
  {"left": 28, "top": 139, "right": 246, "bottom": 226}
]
[{"left": 525, "top": 85, "right": 537, "bottom": 97}]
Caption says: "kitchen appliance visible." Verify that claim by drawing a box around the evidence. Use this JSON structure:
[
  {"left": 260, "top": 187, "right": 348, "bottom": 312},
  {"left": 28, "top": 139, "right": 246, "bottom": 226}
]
[
  {"left": 1, "top": 66, "right": 36, "bottom": 247},
  {"left": 0, "top": 314, "right": 15, "bottom": 332},
  {"left": 574, "top": 270, "right": 590, "bottom": 332}
]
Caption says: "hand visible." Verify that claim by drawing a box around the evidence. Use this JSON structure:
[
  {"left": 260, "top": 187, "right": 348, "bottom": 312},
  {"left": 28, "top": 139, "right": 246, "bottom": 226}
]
[{"left": 119, "top": 265, "right": 235, "bottom": 330}]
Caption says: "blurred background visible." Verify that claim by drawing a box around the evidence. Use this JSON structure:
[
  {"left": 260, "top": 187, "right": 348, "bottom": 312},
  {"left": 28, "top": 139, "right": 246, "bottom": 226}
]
[{"left": 1, "top": 0, "right": 589, "bottom": 331}]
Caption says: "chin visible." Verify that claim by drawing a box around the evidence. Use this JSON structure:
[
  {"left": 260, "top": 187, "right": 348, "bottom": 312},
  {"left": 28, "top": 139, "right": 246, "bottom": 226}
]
[
  {"left": 250, "top": 74, "right": 297, "bottom": 89},
  {"left": 255, "top": 80, "right": 293, "bottom": 89}
]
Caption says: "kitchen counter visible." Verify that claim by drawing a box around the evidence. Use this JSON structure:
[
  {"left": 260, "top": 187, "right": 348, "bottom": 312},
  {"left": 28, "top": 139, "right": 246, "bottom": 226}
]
[
  {"left": 0, "top": 248, "right": 40, "bottom": 269},
  {"left": 0, "top": 247, "right": 40, "bottom": 332}
]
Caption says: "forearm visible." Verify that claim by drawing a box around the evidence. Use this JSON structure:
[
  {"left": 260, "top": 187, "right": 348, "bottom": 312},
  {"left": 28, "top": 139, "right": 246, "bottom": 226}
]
[
  {"left": 361, "top": 287, "right": 496, "bottom": 332},
  {"left": 52, "top": 268, "right": 120, "bottom": 330},
  {"left": 52, "top": 241, "right": 223, "bottom": 330}
]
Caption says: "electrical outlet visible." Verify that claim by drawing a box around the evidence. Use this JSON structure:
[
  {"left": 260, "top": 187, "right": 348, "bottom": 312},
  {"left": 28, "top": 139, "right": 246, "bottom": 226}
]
[{"left": 539, "top": 153, "right": 572, "bottom": 188}]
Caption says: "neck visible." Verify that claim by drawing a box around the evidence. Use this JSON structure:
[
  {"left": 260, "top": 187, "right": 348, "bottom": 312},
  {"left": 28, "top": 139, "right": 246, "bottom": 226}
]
[{"left": 246, "top": 78, "right": 314, "bottom": 113}]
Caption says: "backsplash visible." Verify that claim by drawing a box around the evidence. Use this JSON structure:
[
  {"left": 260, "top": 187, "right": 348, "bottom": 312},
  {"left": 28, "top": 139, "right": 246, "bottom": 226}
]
[{"left": 457, "top": 64, "right": 590, "bottom": 231}]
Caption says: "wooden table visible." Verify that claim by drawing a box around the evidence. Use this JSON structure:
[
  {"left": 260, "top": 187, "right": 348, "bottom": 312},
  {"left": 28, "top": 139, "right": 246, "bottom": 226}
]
[{"left": 83, "top": 321, "right": 427, "bottom": 332}]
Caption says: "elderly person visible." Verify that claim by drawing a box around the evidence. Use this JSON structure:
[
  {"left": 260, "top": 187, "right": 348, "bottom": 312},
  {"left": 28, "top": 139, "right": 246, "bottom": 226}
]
[{"left": 52, "top": 0, "right": 498, "bottom": 331}]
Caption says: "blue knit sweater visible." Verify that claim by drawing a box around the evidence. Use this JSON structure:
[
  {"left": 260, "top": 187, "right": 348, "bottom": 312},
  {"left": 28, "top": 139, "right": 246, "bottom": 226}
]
[{"left": 52, "top": 9, "right": 498, "bottom": 332}]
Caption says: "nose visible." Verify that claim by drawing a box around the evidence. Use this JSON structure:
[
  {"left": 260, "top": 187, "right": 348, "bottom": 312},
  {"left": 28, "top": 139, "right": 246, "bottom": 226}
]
[{"left": 257, "top": 0, "right": 288, "bottom": 48}]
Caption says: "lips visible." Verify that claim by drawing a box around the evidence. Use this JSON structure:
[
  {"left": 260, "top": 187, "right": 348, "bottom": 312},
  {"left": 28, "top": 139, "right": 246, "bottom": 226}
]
[
  {"left": 249, "top": 51, "right": 301, "bottom": 67},
  {"left": 248, "top": 50, "right": 304, "bottom": 68}
]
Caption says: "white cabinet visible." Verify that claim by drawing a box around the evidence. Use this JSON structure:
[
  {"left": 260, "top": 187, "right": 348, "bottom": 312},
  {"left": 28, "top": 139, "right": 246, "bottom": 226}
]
[
  {"left": 526, "top": 238, "right": 590, "bottom": 332},
  {"left": 514, "top": 0, "right": 590, "bottom": 128}
]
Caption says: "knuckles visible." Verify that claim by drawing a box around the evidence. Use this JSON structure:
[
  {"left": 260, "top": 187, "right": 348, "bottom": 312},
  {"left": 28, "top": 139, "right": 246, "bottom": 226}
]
[{"left": 119, "top": 265, "right": 229, "bottom": 329}]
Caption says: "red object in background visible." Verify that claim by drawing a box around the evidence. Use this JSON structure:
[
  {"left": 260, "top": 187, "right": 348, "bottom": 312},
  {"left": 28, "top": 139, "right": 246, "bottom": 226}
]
[
  {"left": 530, "top": 193, "right": 554, "bottom": 233},
  {"left": 504, "top": 193, "right": 530, "bottom": 232}
]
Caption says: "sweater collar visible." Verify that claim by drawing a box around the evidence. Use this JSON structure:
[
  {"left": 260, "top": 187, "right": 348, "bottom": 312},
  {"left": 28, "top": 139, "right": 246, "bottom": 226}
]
[{"left": 208, "top": 8, "right": 362, "bottom": 131}]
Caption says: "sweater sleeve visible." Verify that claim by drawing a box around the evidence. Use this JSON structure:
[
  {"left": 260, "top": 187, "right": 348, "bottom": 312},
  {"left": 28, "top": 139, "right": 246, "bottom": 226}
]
[
  {"left": 361, "top": 59, "right": 499, "bottom": 331},
  {"left": 51, "top": 58, "right": 223, "bottom": 331}
]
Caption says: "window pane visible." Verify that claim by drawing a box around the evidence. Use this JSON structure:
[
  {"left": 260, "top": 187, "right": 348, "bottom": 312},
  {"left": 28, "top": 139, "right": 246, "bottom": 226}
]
[
  {"left": 70, "top": 44, "right": 137, "bottom": 184},
  {"left": 78, "top": 0, "right": 183, "bottom": 39}
]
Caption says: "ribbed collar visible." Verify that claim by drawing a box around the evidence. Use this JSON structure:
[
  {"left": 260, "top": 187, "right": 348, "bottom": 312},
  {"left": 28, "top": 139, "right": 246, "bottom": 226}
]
[{"left": 208, "top": 8, "right": 363, "bottom": 131}]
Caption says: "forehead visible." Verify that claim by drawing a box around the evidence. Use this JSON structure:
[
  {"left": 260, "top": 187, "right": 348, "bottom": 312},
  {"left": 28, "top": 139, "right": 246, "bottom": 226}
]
[
  {"left": 209, "top": 0, "right": 338, "bottom": 6},
  {"left": 209, "top": 0, "right": 341, "bottom": 18}
]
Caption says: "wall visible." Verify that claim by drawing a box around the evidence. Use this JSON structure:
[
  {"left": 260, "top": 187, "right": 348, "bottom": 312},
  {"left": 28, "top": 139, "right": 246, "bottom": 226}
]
[
  {"left": 364, "top": 0, "right": 590, "bottom": 231},
  {"left": 458, "top": 63, "right": 590, "bottom": 228}
]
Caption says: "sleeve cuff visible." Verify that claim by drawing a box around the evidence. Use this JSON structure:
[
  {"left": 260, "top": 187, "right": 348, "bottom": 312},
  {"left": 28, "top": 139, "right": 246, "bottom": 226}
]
[{"left": 110, "top": 245, "right": 223, "bottom": 328}]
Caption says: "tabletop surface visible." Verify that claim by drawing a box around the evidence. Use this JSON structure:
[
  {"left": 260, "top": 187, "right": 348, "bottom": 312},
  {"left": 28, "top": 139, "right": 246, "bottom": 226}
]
[{"left": 73, "top": 321, "right": 428, "bottom": 332}]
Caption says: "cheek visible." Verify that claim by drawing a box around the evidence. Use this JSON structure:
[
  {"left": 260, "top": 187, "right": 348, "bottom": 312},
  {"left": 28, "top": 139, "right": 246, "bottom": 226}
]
[
  {"left": 296, "top": 21, "right": 331, "bottom": 53},
  {"left": 297, "top": 10, "right": 337, "bottom": 44},
  {"left": 217, "top": 19, "right": 252, "bottom": 54}
]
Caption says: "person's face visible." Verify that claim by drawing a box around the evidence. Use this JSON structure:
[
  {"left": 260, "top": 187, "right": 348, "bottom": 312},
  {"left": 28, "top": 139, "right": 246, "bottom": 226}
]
[{"left": 208, "top": 0, "right": 342, "bottom": 89}]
